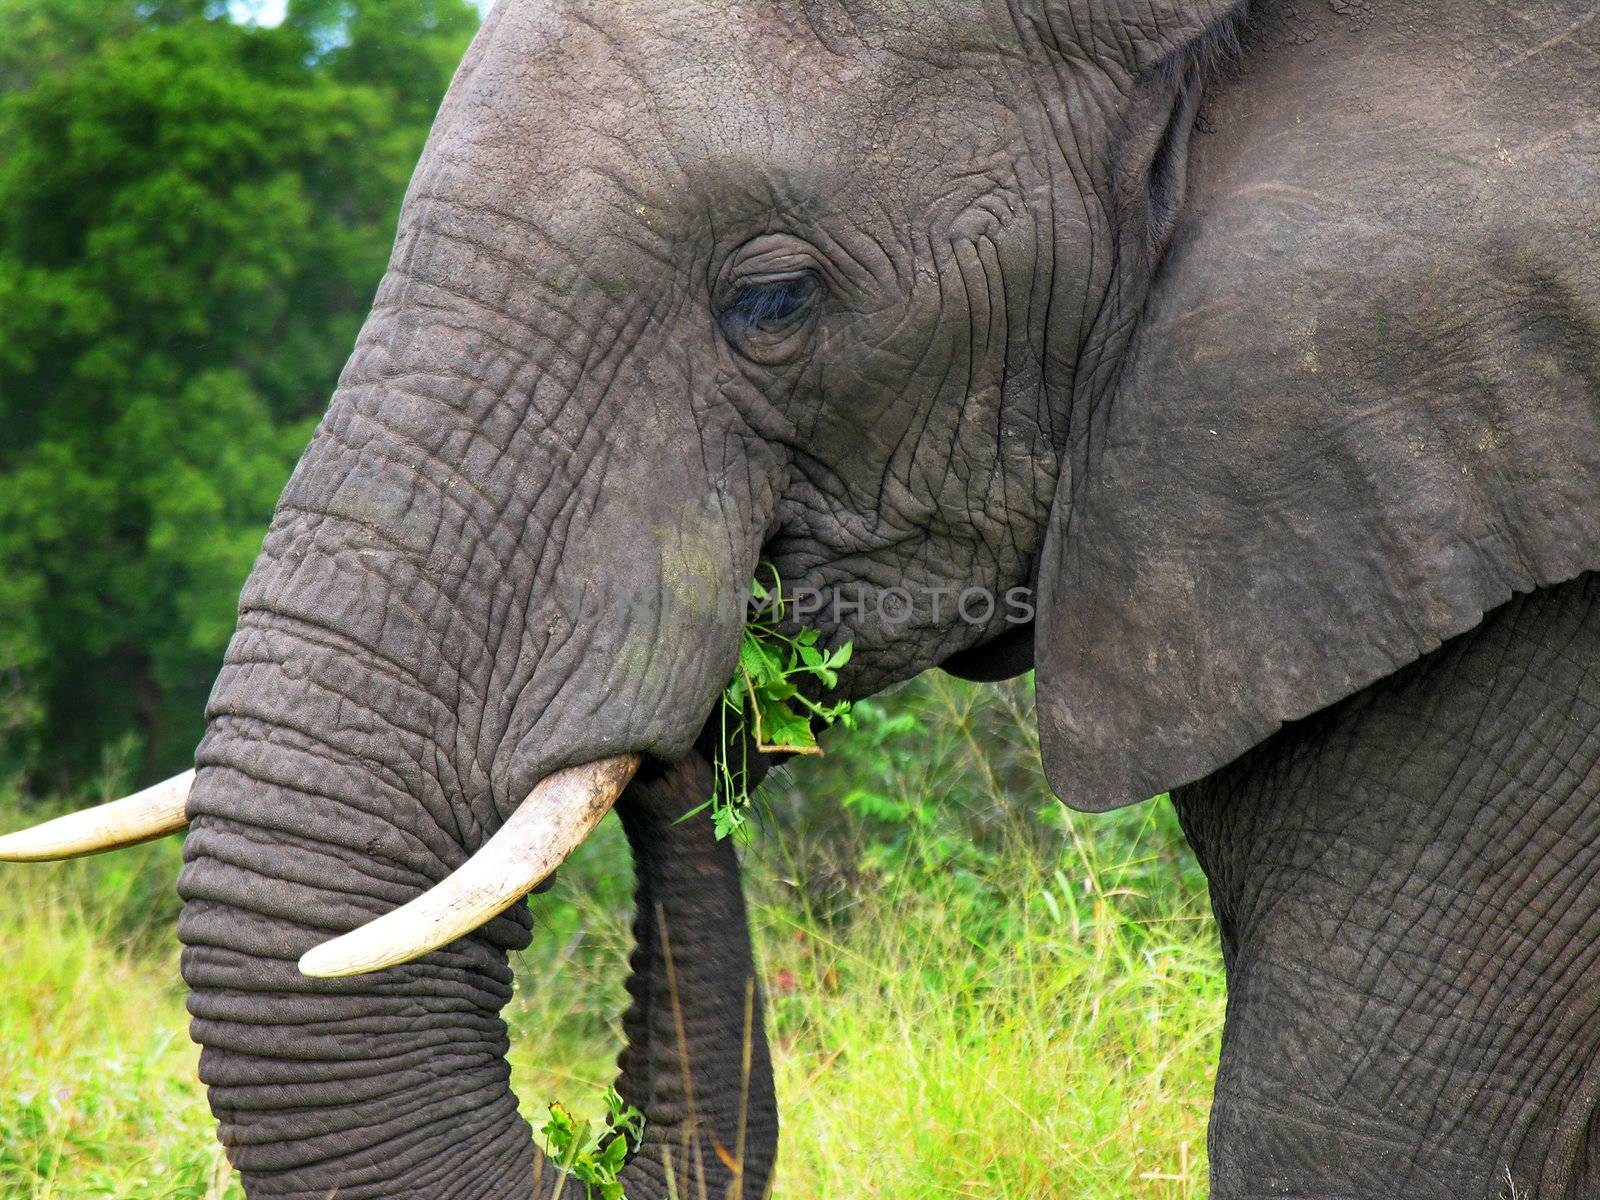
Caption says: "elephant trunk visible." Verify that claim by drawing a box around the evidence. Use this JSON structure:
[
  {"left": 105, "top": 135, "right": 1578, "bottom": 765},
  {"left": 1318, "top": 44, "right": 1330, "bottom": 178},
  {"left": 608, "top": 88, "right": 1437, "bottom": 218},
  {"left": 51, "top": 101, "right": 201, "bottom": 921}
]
[
  {"left": 173, "top": 256, "right": 772, "bottom": 1194},
  {"left": 179, "top": 751, "right": 777, "bottom": 1199},
  {"left": 176, "top": 575, "right": 556, "bottom": 1198},
  {"left": 179, "top": 763, "right": 546, "bottom": 1199},
  {"left": 174, "top": 599, "right": 758, "bottom": 1198}
]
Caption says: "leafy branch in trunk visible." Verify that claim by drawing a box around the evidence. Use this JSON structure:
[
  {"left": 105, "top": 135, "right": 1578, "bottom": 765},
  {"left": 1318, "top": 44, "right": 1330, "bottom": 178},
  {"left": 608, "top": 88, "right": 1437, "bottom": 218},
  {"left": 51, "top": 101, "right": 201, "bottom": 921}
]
[
  {"left": 693, "top": 567, "right": 854, "bottom": 842},
  {"left": 537, "top": 1086, "right": 646, "bottom": 1200}
]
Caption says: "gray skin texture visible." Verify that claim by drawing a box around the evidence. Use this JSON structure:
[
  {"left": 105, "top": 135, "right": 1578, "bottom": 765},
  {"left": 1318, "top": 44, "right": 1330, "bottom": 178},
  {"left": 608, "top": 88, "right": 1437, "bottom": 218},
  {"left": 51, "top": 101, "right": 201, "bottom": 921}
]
[
  {"left": 167, "top": 0, "right": 1599, "bottom": 1197},
  {"left": 1178, "top": 573, "right": 1600, "bottom": 1199}
]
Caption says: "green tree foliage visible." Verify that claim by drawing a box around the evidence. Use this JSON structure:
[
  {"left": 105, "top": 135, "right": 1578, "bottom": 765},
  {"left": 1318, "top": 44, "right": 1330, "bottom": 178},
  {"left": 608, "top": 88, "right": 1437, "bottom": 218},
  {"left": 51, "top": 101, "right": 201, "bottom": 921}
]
[{"left": 0, "top": 0, "right": 480, "bottom": 787}]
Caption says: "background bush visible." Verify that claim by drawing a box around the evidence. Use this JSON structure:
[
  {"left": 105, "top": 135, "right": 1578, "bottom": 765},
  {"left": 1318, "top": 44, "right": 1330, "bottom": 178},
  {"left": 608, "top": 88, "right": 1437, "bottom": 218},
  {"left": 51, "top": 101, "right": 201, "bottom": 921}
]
[{"left": 0, "top": 0, "right": 479, "bottom": 787}]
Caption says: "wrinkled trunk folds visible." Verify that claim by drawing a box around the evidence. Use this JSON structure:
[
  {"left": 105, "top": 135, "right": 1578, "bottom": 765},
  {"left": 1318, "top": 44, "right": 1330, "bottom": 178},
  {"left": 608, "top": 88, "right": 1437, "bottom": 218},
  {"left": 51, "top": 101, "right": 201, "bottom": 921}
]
[
  {"left": 180, "top": 764, "right": 545, "bottom": 1199},
  {"left": 176, "top": 597, "right": 551, "bottom": 1196},
  {"left": 182, "top": 713, "right": 776, "bottom": 1199}
]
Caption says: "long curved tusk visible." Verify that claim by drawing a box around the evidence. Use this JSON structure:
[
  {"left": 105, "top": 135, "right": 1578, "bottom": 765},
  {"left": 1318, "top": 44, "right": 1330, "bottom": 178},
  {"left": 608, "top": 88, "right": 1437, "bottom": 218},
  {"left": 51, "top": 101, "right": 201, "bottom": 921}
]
[
  {"left": 299, "top": 754, "right": 641, "bottom": 979},
  {"left": 0, "top": 769, "right": 194, "bottom": 862}
]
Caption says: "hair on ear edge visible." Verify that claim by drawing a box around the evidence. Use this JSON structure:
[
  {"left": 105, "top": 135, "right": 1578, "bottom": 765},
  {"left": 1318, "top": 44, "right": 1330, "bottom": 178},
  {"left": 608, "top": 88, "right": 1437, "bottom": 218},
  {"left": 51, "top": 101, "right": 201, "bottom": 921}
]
[
  {"left": 1157, "top": 2, "right": 1249, "bottom": 92},
  {"left": 1116, "top": 3, "right": 1249, "bottom": 259}
]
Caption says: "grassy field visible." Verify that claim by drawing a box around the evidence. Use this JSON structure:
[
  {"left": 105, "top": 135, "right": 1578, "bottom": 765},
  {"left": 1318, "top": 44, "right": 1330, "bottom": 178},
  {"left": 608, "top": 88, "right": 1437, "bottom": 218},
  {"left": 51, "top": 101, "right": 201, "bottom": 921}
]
[{"left": 0, "top": 677, "right": 1225, "bottom": 1199}]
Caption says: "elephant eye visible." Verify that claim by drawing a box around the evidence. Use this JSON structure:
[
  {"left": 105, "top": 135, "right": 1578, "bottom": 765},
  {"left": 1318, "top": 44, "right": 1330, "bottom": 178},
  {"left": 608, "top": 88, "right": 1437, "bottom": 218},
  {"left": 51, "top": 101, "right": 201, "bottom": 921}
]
[
  {"left": 716, "top": 246, "right": 826, "bottom": 366},
  {"left": 724, "top": 274, "right": 820, "bottom": 331}
]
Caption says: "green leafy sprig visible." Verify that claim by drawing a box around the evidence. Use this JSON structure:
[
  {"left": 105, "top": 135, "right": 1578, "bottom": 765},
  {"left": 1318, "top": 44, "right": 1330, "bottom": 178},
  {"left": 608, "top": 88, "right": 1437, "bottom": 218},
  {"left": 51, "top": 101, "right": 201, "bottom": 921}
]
[
  {"left": 696, "top": 566, "right": 854, "bottom": 842},
  {"left": 536, "top": 1086, "right": 646, "bottom": 1200}
]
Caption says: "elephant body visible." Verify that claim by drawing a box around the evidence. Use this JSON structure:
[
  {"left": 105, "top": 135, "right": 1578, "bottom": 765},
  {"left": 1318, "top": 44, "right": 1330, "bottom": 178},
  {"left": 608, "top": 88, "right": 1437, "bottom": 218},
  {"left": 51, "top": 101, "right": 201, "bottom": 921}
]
[
  {"left": 1182, "top": 572, "right": 1600, "bottom": 1198},
  {"left": 3, "top": 0, "right": 1594, "bottom": 1196}
]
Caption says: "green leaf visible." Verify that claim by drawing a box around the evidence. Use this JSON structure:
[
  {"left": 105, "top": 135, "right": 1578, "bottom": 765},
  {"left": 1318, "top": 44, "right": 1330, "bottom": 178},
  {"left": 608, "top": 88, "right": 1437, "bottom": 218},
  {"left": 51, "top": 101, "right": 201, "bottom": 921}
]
[
  {"left": 707, "top": 569, "right": 853, "bottom": 842},
  {"left": 758, "top": 702, "right": 819, "bottom": 753},
  {"left": 754, "top": 678, "right": 799, "bottom": 705}
]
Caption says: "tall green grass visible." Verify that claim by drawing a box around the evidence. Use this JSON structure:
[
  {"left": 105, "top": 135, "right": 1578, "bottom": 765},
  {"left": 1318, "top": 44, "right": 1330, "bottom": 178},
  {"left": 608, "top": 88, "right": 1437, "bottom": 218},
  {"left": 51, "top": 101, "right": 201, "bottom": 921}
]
[
  {"left": 755, "top": 813, "right": 1221, "bottom": 1199},
  {"left": 756, "top": 674, "right": 1223, "bottom": 1198},
  {"left": 0, "top": 837, "right": 236, "bottom": 1199},
  {"left": 0, "top": 676, "right": 1224, "bottom": 1199}
]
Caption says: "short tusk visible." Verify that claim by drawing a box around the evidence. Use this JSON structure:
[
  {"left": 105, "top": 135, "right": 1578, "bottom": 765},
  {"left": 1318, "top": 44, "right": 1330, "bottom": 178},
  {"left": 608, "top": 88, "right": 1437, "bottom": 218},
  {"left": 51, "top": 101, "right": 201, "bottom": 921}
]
[
  {"left": 0, "top": 770, "right": 194, "bottom": 862},
  {"left": 299, "top": 754, "right": 641, "bottom": 979}
]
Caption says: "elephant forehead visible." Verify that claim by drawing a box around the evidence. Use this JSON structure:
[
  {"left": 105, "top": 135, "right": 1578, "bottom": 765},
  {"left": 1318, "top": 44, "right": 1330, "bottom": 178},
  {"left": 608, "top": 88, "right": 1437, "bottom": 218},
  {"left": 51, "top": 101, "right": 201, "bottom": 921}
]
[{"left": 419, "top": 0, "right": 1031, "bottom": 234}]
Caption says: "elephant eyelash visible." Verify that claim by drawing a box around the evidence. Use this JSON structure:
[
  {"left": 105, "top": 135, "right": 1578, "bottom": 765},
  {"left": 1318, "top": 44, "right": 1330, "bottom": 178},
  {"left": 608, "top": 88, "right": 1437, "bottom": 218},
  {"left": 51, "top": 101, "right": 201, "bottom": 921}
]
[{"left": 724, "top": 275, "right": 819, "bottom": 328}]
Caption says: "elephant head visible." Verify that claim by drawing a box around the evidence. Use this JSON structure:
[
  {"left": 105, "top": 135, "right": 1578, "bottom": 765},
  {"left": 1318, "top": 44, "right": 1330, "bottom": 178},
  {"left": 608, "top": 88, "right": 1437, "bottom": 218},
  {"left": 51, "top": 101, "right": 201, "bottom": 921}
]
[{"left": 3, "top": 0, "right": 1596, "bottom": 1197}]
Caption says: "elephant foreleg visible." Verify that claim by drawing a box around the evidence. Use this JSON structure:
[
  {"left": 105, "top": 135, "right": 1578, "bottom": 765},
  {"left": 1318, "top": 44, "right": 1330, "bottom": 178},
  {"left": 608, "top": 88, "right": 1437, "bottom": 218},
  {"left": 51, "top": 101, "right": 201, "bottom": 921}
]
[
  {"left": 607, "top": 753, "right": 778, "bottom": 1200},
  {"left": 1177, "top": 574, "right": 1600, "bottom": 1199}
]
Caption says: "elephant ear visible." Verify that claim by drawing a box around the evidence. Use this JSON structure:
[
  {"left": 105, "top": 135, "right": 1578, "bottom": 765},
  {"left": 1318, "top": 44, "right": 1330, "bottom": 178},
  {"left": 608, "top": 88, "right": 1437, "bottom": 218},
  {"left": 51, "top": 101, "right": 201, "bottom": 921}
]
[{"left": 1034, "top": 8, "right": 1600, "bottom": 811}]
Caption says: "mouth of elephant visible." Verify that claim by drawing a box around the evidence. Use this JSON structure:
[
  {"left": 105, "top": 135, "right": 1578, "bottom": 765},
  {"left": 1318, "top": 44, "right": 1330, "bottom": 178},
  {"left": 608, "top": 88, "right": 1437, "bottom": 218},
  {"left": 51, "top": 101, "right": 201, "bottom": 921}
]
[
  {"left": 291, "top": 713, "right": 782, "bottom": 984},
  {"left": 940, "top": 620, "right": 1035, "bottom": 682}
]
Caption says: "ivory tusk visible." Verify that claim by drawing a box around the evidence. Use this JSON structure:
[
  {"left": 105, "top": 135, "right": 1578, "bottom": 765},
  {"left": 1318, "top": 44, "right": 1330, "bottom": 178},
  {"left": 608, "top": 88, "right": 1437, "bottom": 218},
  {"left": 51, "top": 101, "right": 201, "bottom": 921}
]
[
  {"left": 0, "top": 770, "right": 194, "bottom": 862},
  {"left": 299, "top": 754, "right": 641, "bottom": 979}
]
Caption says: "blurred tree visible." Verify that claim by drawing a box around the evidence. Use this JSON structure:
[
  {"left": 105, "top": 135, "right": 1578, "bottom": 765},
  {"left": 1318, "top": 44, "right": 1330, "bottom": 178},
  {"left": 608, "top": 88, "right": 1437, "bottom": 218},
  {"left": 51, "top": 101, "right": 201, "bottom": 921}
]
[{"left": 0, "top": 0, "right": 480, "bottom": 789}]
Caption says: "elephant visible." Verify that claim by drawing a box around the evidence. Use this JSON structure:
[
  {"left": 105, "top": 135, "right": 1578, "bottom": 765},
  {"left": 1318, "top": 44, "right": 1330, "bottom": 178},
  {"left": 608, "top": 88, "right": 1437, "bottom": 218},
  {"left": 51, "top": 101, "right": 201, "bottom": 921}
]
[{"left": 2, "top": 0, "right": 1597, "bottom": 1197}]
